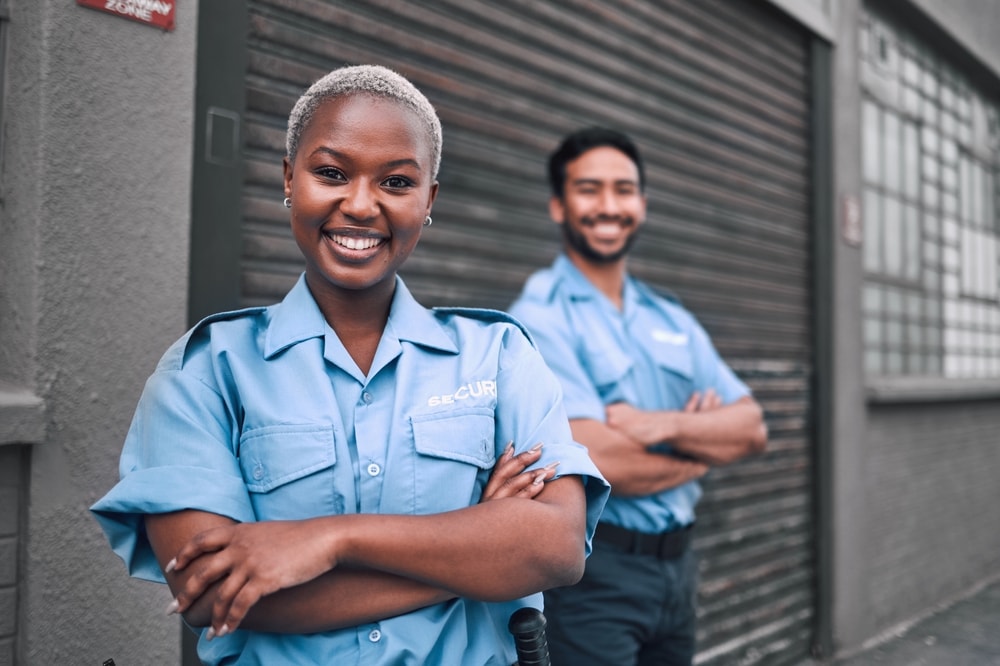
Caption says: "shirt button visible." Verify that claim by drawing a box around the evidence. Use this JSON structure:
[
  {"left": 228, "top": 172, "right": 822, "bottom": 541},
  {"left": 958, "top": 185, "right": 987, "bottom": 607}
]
[
  {"left": 252, "top": 464, "right": 264, "bottom": 480},
  {"left": 367, "top": 462, "right": 381, "bottom": 477},
  {"left": 362, "top": 391, "right": 374, "bottom": 404},
  {"left": 368, "top": 628, "right": 381, "bottom": 643}
]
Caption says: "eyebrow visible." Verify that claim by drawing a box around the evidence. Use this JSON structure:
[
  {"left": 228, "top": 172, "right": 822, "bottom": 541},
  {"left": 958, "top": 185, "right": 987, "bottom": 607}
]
[
  {"left": 570, "top": 178, "right": 638, "bottom": 187},
  {"left": 309, "top": 146, "right": 422, "bottom": 171}
]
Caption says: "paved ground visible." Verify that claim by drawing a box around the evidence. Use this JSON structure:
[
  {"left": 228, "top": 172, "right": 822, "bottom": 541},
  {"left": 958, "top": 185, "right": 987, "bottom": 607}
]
[{"left": 824, "top": 576, "right": 1000, "bottom": 665}]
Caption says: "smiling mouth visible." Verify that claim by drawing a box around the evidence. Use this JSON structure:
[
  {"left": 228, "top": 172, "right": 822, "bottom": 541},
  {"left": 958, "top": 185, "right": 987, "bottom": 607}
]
[{"left": 328, "top": 233, "right": 385, "bottom": 251}]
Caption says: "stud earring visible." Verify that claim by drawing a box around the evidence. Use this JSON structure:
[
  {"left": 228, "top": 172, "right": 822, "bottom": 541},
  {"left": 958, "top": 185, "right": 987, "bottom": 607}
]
[
  {"left": 424, "top": 216, "right": 433, "bottom": 227},
  {"left": 283, "top": 197, "right": 292, "bottom": 208}
]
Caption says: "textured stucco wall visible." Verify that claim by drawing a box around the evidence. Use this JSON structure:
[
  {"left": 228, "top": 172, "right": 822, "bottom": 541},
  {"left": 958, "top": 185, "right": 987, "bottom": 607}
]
[{"left": 4, "top": 1, "right": 197, "bottom": 663}]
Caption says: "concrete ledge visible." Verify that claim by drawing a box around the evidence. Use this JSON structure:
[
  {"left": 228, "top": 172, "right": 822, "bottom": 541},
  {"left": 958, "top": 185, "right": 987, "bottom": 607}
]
[
  {"left": 0, "top": 381, "right": 45, "bottom": 446},
  {"left": 867, "top": 377, "right": 1000, "bottom": 404}
]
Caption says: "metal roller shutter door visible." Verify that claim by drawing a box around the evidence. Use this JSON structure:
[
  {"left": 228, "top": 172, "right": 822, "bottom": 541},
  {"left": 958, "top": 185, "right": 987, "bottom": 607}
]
[{"left": 239, "top": 1, "right": 814, "bottom": 663}]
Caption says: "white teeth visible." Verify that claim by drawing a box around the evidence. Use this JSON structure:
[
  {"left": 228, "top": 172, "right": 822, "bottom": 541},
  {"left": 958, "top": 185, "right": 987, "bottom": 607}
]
[{"left": 331, "top": 235, "right": 381, "bottom": 250}]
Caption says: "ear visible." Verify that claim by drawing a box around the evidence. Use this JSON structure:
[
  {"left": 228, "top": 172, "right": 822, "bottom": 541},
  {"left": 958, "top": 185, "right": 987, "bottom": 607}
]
[
  {"left": 549, "top": 196, "right": 566, "bottom": 225},
  {"left": 426, "top": 181, "right": 440, "bottom": 216},
  {"left": 637, "top": 192, "right": 648, "bottom": 225},
  {"left": 282, "top": 157, "right": 293, "bottom": 198}
]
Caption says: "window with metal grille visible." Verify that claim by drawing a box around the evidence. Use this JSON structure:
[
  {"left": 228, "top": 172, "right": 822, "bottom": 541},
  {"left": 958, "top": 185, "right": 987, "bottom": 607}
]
[{"left": 860, "top": 7, "right": 1000, "bottom": 379}]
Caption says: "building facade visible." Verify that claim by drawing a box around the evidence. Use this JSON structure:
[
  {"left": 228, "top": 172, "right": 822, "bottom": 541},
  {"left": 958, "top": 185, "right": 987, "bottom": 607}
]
[{"left": 0, "top": 1, "right": 997, "bottom": 664}]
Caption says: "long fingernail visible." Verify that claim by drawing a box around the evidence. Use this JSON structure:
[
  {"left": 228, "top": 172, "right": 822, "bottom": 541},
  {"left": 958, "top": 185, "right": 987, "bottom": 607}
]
[
  {"left": 165, "top": 558, "right": 177, "bottom": 573},
  {"left": 166, "top": 599, "right": 179, "bottom": 615},
  {"left": 533, "top": 470, "right": 547, "bottom": 485},
  {"left": 544, "top": 461, "right": 561, "bottom": 471},
  {"left": 205, "top": 627, "right": 217, "bottom": 641},
  {"left": 216, "top": 624, "right": 230, "bottom": 638},
  {"left": 503, "top": 441, "right": 514, "bottom": 458},
  {"left": 530, "top": 442, "right": 543, "bottom": 452}
]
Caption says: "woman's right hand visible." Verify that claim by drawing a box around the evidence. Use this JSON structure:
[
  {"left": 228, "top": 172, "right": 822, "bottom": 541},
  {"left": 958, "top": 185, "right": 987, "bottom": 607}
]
[
  {"left": 166, "top": 519, "right": 340, "bottom": 639},
  {"left": 481, "top": 442, "right": 558, "bottom": 501}
]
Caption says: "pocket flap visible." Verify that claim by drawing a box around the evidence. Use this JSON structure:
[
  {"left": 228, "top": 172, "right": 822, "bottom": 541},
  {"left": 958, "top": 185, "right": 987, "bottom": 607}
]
[
  {"left": 411, "top": 409, "right": 495, "bottom": 468},
  {"left": 238, "top": 424, "right": 336, "bottom": 493}
]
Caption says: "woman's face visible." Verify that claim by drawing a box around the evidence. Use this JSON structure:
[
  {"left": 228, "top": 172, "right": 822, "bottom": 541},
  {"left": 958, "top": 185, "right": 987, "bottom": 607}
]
[{"left": 283, "top": 93, "right": 438, "bottom": 300}]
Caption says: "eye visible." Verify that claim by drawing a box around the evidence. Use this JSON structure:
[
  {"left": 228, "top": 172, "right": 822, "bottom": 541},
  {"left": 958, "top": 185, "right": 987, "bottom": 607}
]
[
  {"left": 315, "top": 166, "right": 347, "bottom": 182},
  {"left": 383, "top": 175, "right": 415, "bottom": 190}
]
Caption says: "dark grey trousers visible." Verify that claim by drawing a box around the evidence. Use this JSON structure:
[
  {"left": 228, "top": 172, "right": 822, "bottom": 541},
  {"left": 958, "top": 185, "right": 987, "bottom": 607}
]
[{"left": 542, "top": 540, "right": 699, "bottom": 666}]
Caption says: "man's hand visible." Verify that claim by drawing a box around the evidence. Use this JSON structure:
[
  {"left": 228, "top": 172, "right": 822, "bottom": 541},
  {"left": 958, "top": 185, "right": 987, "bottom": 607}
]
[{"left": 606, "top": 390, "right": 722, "bottom": 446}]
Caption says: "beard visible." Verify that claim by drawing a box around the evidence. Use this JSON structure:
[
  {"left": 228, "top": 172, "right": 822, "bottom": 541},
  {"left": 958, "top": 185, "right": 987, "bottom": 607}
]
[{"left": 561, "top": 215, "right": 641, "bottom": 264}]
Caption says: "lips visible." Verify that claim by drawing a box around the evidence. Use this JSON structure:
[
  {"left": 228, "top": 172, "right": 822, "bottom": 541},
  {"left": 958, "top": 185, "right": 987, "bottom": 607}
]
[
  {"left": 329, "top": 233, "right": 384, "bottom": 251},
  {"left": 590, "top": 221, "right": 627, "bottom": 241}
]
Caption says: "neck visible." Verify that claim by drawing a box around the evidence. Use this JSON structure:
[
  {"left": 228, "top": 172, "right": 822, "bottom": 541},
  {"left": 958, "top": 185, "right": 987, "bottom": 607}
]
[
  {"left": 305, "top": 273, "right": 395, "bottom": 375},
  {"left": 565, "top": 249, "right": 627, "bottom": 310}
]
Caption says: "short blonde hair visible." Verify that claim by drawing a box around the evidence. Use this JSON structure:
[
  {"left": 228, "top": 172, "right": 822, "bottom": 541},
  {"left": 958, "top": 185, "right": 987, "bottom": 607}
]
[{"left": 286, "top": 64, "right": 443, "bottom": 179}]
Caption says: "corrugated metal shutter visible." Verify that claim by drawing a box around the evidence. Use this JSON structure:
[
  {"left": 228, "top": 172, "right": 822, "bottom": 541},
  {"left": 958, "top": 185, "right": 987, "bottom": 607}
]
[{"left": 239, "top": 1, "right": 814, "bottom": 663}]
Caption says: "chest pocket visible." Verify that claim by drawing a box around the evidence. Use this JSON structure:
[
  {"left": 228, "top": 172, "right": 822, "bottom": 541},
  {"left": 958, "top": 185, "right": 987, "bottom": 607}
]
[
  {"left": 649, "top": 339, "right": 696, "bottom": 408},
  {"left": 581, "top": 343, "right": 633, "bottom": 401},
  {"left": 238, "top": 424, "right": 343, "bottom": 521},
  {"left": 411, "top": 408, "right": 495, "bottom": 515}
]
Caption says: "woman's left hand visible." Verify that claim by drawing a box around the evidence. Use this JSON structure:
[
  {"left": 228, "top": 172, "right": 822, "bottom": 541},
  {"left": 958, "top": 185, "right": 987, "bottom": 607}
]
[
  {"left": 481, "top": 442, "right": 557, "bottom": 501},
  {"left": 167, "top": 519, "right": 338, "bottom": 639}
]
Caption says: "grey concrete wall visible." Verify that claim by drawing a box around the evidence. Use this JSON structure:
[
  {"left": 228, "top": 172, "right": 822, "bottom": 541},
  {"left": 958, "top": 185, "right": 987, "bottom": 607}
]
[
  {"left": 910, "top": 0, "right": 1000, "bottom": 78},
  {"left": 828, "top": 0, "right": 870, "bottom": 655},
  {"left": 825, "top": 0, "right": 1000, "bottom": 658},
  {"left": 1, "top": 1, "right": 198, "bottom": 663},
  {"left": 865, "top": 401, "right": 1000, "bottom": 630}
]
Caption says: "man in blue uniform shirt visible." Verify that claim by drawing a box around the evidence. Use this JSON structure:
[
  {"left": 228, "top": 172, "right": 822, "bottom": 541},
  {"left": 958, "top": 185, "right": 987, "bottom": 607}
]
[{"left": 509, "top": 127, "right": 768, "bottom": 665}]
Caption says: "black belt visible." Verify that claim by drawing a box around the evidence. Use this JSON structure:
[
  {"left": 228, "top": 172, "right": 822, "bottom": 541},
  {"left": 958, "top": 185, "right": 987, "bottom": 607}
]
[{"left": 594, "top": 521, "right": 693, "bottom": 560}]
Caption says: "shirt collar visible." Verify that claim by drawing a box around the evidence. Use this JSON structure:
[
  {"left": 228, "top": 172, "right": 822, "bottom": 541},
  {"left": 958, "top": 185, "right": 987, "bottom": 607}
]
[
  {"left": 264, "top": 274, "right": 458, "bottom": 359},
  {"left": 385, "top": 277, "right": 459, "bottom": 354},
  {"left": 552, "top": 253, "right": 646, "bottom": 307}
]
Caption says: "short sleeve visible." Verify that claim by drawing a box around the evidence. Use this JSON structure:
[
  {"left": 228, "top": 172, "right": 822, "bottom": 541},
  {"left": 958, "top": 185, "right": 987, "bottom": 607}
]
[
  {"left": 91, "top": 368, "right": 256, "bottom": 582},
  {"left": 689, "top": 321, "right": 751, "bottom": 404},
  {"left": 508, "top": 300, "right": 606, "bottom": 422},
  {"left": 493, "top": 326, "right": 610, "bottom": 555}
]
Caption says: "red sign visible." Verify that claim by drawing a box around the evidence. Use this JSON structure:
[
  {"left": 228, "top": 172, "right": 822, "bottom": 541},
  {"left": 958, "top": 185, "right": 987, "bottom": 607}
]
[{"left": 77, "top": 0, "right": 175, "bottom": 31}]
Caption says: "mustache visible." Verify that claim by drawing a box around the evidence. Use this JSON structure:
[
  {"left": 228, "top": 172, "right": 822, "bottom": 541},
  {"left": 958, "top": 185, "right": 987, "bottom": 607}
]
[{"left": 578, "top": 215, "right": 637, "bottom": 228}]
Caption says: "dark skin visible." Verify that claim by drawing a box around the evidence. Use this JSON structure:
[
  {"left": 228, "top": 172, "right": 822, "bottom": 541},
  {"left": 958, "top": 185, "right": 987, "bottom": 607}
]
[
  {"left": 552, "top": 146, "right": 768, "bottom": 496},
  {"left": 145, "top": 94, "right": 588, "bottom": 639},
  {"left": 150, "top": 443, "right": 558, "bottom": 633}
]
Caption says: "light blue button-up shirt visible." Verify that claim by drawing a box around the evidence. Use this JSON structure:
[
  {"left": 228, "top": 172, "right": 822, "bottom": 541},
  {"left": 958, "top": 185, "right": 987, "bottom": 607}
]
[
  {"left": 509, "top": 255, "right": 750, "bottom": 533},
  {"left": 92, "top": 274, "right": 608, "bottom": 666}
]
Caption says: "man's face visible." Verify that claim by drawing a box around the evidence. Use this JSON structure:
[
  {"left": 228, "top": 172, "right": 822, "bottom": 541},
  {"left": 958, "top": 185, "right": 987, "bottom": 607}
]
[{"left": 551, "top": 146, "right": 647, "bottom": 265}]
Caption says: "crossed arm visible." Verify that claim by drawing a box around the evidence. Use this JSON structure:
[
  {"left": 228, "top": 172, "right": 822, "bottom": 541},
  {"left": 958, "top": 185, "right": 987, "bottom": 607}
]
[
  {"left": 572, "top": 391, "right": 767, "bottom": 497},
  {"left": 146, "top": 444, "right": 584, "bottom": 639}
]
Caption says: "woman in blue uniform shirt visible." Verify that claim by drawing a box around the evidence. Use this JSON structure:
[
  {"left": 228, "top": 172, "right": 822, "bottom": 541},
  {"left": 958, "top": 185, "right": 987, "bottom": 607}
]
[{"left": 92, "top": 65, "right": 608, "bottom": 665}]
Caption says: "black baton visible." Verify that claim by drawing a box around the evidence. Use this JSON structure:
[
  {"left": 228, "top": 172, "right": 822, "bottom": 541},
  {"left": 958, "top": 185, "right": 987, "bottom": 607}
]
[{"left": 508, "top": 607, "right": 550, "bottom": 666}]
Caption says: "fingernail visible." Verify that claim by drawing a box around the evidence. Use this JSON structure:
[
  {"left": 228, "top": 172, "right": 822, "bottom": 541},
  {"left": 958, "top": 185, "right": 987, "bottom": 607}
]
[
  {"left": 166, "top": 599, "right": 179, "bottom": 615},
  {"left": 217, "top": 624, "right": 230, "bottom": 638},
  {"left": 205, "top": 627, "right": 217, "bottom": 641},
  {"left": 530, "top": 442, "right": 543, "bottom": 452},
  {"left": 504, "top": 441, "right": 514, "bottom": 458},
  {"left": 544, "top": 461, "right": 561, "bottom": 471},
  {"left": 533, "top": 470, "right": 547, "bottom": 485},
  {"left": 165, "top": 558, "right": 177, "bottom": 573}
]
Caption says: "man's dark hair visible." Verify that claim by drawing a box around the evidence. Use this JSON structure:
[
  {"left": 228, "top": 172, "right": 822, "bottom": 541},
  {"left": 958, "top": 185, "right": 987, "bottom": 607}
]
[{"left": 547, "top": 126, "right": 645, "bottom": 198}]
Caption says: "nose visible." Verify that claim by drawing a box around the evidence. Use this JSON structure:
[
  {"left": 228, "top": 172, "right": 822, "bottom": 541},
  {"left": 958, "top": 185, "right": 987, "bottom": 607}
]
[
  {"left": 597, "top": 188, "right": 623, "bottom": 217},
  {"left": 339, "top": 179, "right": 379, "bottom": 222}
]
